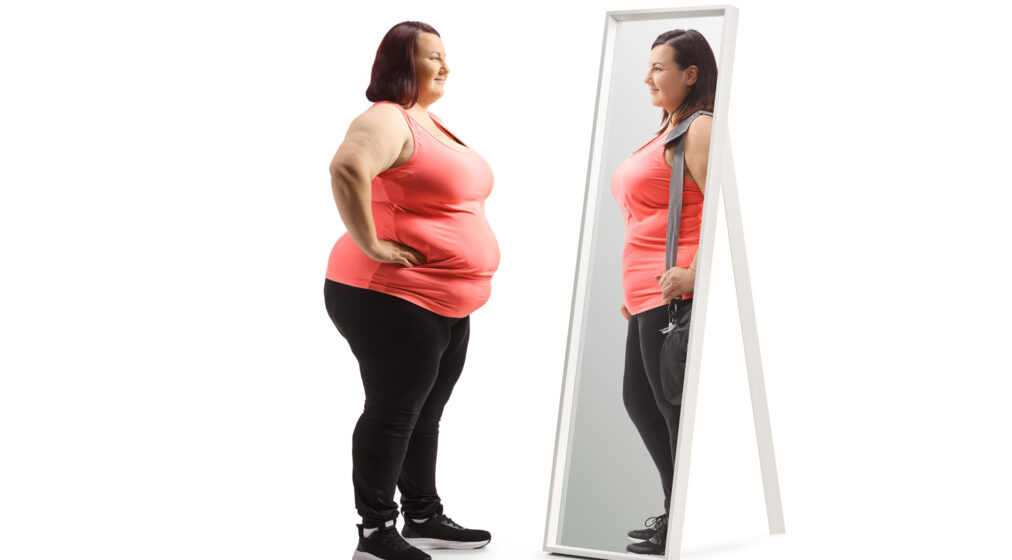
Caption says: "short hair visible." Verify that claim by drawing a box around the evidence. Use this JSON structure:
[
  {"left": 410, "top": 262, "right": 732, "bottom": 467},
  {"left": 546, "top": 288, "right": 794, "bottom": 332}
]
[
  {"left": 651, "top": 29, "right": 718, "bottom": 133},
  {"left": 365, "top": 21, "right": 440, "bottom": 108}
]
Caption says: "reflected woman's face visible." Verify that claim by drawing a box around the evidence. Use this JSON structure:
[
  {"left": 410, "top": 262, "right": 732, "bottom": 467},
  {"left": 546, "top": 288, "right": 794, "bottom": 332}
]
[
  {"left": 645, "top": 44, "right": 698, "bottom": 117},
  {"left": 414, "top": 32, "right": 449, "bottom": 105}
]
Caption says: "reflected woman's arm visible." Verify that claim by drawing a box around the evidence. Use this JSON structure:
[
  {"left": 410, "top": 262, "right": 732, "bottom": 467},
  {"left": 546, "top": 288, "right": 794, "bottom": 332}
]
[
  {"left": 682, "top": 114, "right": 712, "bottom": 277},
  {"left": 657, "top": 115, "right": 712, "bottom": 302},
  {"left": 683, "top": 114, "right": 712, "bottom": 195}
]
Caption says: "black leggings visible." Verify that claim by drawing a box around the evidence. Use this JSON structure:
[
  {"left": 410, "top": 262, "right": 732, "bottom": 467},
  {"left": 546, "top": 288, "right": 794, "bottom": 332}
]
[
  {"left": 622, "top": 298, "right": 692, "bottom": 513},
  {"left": 324, "top": 279, "right": 470, "bottom": 527}
]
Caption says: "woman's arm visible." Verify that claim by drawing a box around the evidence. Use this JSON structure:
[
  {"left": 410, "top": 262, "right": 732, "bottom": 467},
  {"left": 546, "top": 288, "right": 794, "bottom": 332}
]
[
  {"left": 328, "top": 105, "right": 424, "bottom": 267},
  {"left": 658, "top": 115, "right": 712, "bottom": 301},
  {"left": 682, "top": 116, "right": 711, "bottom": 276},
  {"left": 683, "top": 114, "right": 712, "bottom": 196}
]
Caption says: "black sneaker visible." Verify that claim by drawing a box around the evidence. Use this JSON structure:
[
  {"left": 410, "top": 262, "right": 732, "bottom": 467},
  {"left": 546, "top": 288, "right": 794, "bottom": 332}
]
[
  {"left": 627, "top": 513, "right": 667, "bottom": 542},
  {"left": 401, "top": 513, "right": 491, "bottom": 550},
  {"left": 353, "top": 522, "right": 430, "bottom": 560},
  {"left": 626, "top": 518, "right": 666, "bottom": 556}
]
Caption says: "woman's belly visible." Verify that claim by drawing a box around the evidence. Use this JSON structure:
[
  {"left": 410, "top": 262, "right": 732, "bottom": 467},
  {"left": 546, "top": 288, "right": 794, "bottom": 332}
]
[
  {"left": 325, "top": 202, "right": 500, "bottom": 318},
  {"left": 621, "top": 213, "right": 700, "bottom": 315},
  {"left": 392, "top": 204, "right": 501, "bottom": 277}
]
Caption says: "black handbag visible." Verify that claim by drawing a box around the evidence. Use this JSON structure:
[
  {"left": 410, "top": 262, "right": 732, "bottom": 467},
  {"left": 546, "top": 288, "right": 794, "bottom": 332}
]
[{"left": 658, "top": 110, "right": 712, "bottom": 406}]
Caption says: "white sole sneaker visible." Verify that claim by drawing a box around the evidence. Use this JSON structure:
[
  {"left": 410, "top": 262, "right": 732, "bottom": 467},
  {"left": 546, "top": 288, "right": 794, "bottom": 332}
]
[
  {"left": 351, "top": 550, "right": 383, "bottom": 560},
  {"left": 403, "top": 537, "right": 491, "bottom": 550}
]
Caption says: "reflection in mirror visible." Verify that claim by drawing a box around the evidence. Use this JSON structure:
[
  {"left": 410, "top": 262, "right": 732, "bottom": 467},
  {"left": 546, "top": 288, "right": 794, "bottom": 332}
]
[{"left": 545, "top": 8, "right": 731, "bottom": 560}]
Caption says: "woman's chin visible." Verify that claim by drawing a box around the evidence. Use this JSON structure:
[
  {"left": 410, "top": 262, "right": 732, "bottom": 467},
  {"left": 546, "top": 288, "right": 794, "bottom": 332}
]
[{"left": 420, "top": 91, "right": 444, "bottom": 104}]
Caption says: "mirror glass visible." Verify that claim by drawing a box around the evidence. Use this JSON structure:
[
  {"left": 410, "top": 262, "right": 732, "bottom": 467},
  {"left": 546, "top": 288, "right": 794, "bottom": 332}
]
[{"left": 546, "top": 8, "right": 726, "bottom": 559}]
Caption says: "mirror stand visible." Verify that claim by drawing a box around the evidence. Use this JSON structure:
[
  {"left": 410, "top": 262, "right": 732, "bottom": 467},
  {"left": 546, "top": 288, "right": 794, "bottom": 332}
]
[
  {"left": 544, "top": 8, "right": 786, "bottom": 560},
  {"left": 665, "top": 131, "right": 786, "bottom": 560}
]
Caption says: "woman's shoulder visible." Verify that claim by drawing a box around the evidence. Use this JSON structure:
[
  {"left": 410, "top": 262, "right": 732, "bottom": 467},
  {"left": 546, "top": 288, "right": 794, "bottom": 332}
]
[
  {"left": 348, "top": 102, "right": 411, "bottom": 138},
  {"left": 360, "top": 100, "right": 407, "bottom": 121},
  {"left": 687, "top": 113, "right": 713, "bottom": 132},
  {"left": 686, "top": 113, "right": 712, "bottom": 145}
]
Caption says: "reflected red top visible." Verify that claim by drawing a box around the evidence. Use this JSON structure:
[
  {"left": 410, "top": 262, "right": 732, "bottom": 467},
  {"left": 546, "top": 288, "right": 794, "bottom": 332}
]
[
  {"left": 611, "top": 132, "right": 703, "bottom": 315},
  {"left": 325, "top": 101, "right": 500, "bottom": 318}
]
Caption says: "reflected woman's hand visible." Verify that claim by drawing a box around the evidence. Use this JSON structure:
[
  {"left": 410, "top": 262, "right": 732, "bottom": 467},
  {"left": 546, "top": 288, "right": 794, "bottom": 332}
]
[
  {"left": 621, "top": 304, "right": 631, "bottom": 321},
  {"left": 655, "top": 267, "right": 696, "bottom": 304},
  {"left": 368, "top": 239, "right": 427, "bottom": 267}
]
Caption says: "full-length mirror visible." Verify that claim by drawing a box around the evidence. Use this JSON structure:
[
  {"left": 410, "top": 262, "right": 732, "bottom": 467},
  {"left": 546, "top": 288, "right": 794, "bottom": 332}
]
[{"left": 545, "top": 7, "right": 737, "bottom": 560}]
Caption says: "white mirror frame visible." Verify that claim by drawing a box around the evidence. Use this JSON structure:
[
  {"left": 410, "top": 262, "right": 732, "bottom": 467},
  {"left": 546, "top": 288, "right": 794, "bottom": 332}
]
[{"left": 544, "top": 6, "right": 739, "bottom": 560}]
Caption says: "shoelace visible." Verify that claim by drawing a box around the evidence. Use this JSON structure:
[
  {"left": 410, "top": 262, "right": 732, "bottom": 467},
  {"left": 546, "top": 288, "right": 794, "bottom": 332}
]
[
  {"left": 643, "top": 513, "right": 668, "bottom": 529},
  {"left": 649, "top": 521, "right": 668, "bottom": 544},
  {"left": 436, "top": 514, "right": 465, "bottom": 530},
  {"left": 375, "top": 526, "right": 412, "bottom": 551}
]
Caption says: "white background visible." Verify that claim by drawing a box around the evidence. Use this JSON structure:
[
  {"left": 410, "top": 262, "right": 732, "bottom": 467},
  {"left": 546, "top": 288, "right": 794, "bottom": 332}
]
[{"left": 2, "top": 1, "right": 1011, "bottom": 559}]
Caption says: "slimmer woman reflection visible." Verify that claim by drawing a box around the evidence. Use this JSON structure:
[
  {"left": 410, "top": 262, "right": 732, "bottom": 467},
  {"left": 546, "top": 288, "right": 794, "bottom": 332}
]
[
  {"left": 324, "top": 21, "right": 498, "bottom": 560},
  {"left": 609, "top": 29, "right": 717, "bottom": 555}
]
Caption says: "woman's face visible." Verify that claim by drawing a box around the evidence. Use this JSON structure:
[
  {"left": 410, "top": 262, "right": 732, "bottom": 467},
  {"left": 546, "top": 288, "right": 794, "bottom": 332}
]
[
  {"left": 645, "top": 44, "right": 698, "bottom": 116},
  {"left": 414, "top": 32, "right": 449, "bottom": 105}
]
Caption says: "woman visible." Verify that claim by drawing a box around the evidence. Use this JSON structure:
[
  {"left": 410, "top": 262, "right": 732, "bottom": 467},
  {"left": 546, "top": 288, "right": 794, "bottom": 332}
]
[
  {"left": 610, "top": 29, "right": 717, "bottom": 556},
  {"left": 324, "top": 21, "right": 497, "bottom": 560}
]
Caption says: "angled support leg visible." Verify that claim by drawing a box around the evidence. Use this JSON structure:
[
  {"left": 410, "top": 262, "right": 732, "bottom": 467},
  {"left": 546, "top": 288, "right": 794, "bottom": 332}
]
[{"left": 722, "top": 133, "right": 786, "bottom": 535}]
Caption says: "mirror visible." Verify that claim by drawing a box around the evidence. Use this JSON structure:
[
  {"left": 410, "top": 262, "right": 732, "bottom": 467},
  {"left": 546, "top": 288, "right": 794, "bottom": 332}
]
[{"left": 545, "top": 7, "right": 737, "bottom": 560}]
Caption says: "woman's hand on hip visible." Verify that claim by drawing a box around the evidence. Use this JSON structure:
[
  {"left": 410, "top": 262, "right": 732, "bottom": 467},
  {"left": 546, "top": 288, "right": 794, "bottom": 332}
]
[
  {"left": 368, "top": 239, "right": 427, "bottom": 267},
  {"left": 621, "top": 304, "right": 631, "bottom": 321},
  {"left": 655, "top": 267, "right": 696, "bottom": 304}
]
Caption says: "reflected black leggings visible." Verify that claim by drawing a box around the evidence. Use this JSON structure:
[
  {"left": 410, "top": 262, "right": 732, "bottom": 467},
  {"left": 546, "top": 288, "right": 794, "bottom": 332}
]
[
  {"left": 324, "top": 279, "right": 470, "bottom": 527},
  {"left": 622, "top": 298, "right": 692, "bottom": 513}
]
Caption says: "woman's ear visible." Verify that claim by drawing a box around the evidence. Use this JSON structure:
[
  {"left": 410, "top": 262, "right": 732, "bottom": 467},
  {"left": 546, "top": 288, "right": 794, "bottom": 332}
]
[{"left": 686, "top": 64, "right": 699, "bottom": 86}]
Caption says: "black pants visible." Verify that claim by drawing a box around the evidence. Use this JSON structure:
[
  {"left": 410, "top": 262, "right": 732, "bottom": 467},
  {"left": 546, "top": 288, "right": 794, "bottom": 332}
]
[
  {"left": 622, "top": 298, "right": 692, "bottom": 513},
  {"left": 324, "top": 279, "right": 470, "bottom": 527}
]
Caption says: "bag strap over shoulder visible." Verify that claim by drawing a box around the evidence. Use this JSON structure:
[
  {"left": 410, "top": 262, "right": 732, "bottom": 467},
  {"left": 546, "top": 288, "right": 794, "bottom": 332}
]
[{"left": 664, "top": 109, "right": 713, "bottom": 271}]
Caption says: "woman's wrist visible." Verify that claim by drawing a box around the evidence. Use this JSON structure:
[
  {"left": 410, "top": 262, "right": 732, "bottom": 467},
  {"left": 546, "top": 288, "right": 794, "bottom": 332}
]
[{"left": 357, "top": 235, "right": 382, "bottom": 259}]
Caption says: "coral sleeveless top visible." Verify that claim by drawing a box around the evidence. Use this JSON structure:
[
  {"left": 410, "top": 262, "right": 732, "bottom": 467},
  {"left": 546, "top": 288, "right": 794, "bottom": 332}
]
[
  {"left": 611, "top": 131, "right": 704, "bottom": 315},
  {"left": 325, "top": 101, "right": 500, "bottom": 318}
]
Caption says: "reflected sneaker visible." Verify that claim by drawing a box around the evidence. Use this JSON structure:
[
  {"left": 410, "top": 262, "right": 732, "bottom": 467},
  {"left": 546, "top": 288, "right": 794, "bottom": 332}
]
[
  {"left": 353, "top": 522, "right": 431, "bottom": 560},
  {"left": 627, "top": 513, "right": 667, "bottom": 542},
  {"left": 626, "top": 519, "right": 666, "bottom": 555},
  {"left": 401, "top": 513, "right": 491, "bottom": 549}
]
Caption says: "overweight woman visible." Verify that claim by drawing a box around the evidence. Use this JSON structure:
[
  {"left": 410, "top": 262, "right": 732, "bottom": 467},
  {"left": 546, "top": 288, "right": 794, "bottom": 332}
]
[
  {"left": 324, "top": 21, "right": 497, "bottom": 560},
  {"left": 610, "top": 29, "right": 717, "bottom": 556}
]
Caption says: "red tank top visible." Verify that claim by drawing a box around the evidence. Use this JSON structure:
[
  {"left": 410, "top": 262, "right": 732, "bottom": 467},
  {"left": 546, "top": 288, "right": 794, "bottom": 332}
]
[
  {"left": 325, "top": 101, "right": 500, "bottom": 318},
  {"left": 611, "top": 131, "right": 703, "bottom": 315}
]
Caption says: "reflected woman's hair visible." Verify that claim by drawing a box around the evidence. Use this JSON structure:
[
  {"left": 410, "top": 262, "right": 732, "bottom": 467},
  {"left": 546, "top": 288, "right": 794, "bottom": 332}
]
[
  {"left": 365, "top": 20, "right": 440, "bottom": 108},
  {"left": 652, "top": 29, "right": 718, "bottom": 133}
]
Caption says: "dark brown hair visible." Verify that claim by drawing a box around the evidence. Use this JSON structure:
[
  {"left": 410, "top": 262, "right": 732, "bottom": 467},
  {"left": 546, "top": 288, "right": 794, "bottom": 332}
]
[
  {"left": 365, "top": 21, "right": 440, "bottom": 108},
  {"left": 651, "top": 29, "right": 718, "bottom": 134}
]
